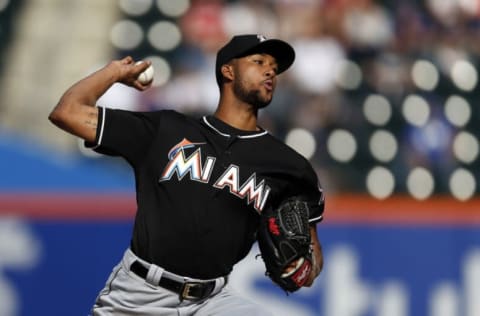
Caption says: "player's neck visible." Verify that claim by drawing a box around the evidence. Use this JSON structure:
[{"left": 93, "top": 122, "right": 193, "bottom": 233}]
[{"left": 215, "top": 95, "right": 259, "bottom": 131}]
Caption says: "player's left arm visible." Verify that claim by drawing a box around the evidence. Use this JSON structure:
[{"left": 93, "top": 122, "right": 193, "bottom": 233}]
[
  {"left": 280, "top": 158, "right": 325, "bottom": 288},
  {"left": 299, "top": 162, "right": 325, "bottom": 287},
  {"left": 303, "top": 224, "right": 323, "bottom": 287}
]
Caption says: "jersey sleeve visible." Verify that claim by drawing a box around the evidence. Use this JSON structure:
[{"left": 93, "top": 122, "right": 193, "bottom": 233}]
[
  {"left": 302, "top": 163, "right": 325, "bottom": 224},
  {"left": 85, "top": 106, "right": 163, "bottom": 166}
]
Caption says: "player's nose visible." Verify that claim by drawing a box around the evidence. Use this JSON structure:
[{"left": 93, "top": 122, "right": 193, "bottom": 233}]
[{"left": 264, "top": 67, "right": 276, "bottom": 78}]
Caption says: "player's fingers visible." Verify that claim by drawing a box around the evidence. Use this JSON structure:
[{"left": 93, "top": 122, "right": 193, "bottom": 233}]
[
  {"left": 122, "top": 56, "right": 133, "bottom": 64},
  {"left": 134, "top": 60, "right": 152, "bottom": 72},
  {"left": 132, "top": 80, "right": 152, "bottom": 91},
  {"left": 303, "top": 258, "right": 320, "bottom": 288},
  {"left": 281, "top": 257, "right": 304, "bottom": 277}
]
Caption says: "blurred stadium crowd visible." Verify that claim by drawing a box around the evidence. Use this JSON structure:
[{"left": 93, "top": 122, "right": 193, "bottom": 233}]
[{"left": 2, "top": 0, "right": 480, "bottom": 200}]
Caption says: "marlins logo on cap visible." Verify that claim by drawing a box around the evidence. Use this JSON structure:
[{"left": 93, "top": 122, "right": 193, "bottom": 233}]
[{"left": 257, "top": 34, "right": 267, "bottom": 42}]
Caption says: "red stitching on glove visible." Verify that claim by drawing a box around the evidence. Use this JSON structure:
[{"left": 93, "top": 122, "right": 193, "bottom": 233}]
[{"left": 268, "top": 217, "right": 280, "bottom": 235}]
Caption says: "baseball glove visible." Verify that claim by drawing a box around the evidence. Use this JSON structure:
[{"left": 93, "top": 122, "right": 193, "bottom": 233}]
[{"left": 257, "top": 197, "right": 313, "bottom": 293}]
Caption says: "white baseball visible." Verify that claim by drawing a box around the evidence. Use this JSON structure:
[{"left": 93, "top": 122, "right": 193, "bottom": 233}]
[{"left": 136, "top": 61, "right": 154, "bottom": 84}]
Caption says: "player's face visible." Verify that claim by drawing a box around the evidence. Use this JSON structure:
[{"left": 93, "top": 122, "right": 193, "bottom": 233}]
[{"left": 233, "top": 53, "right": 278, "bottom": 109}]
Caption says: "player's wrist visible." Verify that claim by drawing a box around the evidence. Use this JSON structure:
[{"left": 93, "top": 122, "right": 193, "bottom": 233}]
[{"left": 103, "top": 61, "right": 125, "bottom": 84}]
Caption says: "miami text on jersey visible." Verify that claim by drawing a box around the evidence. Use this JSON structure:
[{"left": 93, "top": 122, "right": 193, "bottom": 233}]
[{"left": 159, "top": 138, "right": 270, "bottom": 213}]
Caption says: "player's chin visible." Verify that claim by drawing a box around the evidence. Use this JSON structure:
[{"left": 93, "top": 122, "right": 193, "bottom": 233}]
[
  {"left": 263, "top": 88, "right": 274, "bottom": 100},
  {"left": 254, "top": 100, "right": 271, "bottom": 109},
  {"left": 255, "top": 95, "right": 273, "bottom": 109}
]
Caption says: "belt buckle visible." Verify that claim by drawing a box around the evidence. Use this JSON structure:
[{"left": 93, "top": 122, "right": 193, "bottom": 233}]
[{"left": 180, "top": 282, "right": 203, "bottom": 301}]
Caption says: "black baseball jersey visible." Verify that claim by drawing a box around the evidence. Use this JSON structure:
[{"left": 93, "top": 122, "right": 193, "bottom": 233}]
[{"left": 87, "top": 107, "right": 325, "bottom": 279}]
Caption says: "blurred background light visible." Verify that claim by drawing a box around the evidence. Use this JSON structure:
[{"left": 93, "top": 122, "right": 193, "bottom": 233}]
[
  {"left": 290, "top": 38, "right": 345, "bottom": 94},
  {"left": 449, "top": 168, "right": 476, "bottom": 201},
  {"left": 444, "top": 95, "right": 471, "bottom": 127},
  {"left": 147, "top": 21, "right": 182, "bottom": 51},
  {"left": 0, "top": 0, "right": 9, "bottom": 12},
  {"left": 369, "top": 130, "right": 398, "bottom": 162},
  {"left": 327, "top": 129, "right": 357, "bottom": 162},
  {"left": 426, "top": 0, "right": 458, "bottom": 26},
  {"left": 452, "top": 131, "right": 479, "bottom": 164},
  {"left": 156, "top": 0, "right": 190, "bottom": 18},
  {"left": 430, "top": 283, "right": 459, "bottom": 316},
  {"left": 363, "top": 94, "right": 392, "bottom": 126},
  {"left": 409, "top": 119, "right": 452, "bottom": 155},
  {"left": 451, "top": 60, "right": 478, "bottom": 91},
  {"left": 285, "top": 128, "right": 316, "bottom": 160},
  {"left": 110, "top": 20, "right": 144, "bottom": 50},
  {"left": 402, "top": 95, "right": 430, "bottom": 127},
  {"left": 119, "top": 0, "right": 153, "bottom": 16},
  {"left": 147, "top": 56, "right": 171, "bottom": 87},
  {"left": 377, "top": 283, "right": 408, "bottom": 316},
  {"left": 366, "top": 166, "right": 395, "bottom": 199},
  {"left": 411, "top": 59, "right": 439, "bottom": 91},
  {"left": 407, "top": 167, "right": 434, "bottom": 200},
  {"left": 335, "top": 59, "right": 362, "bottom": 90},
  {"left": 342, "top": 1, "right": 393, "bottom": 48},
  {"left": 458, "top": 0, "right": 479, "bottom": 15},
  {"left": 222, "top": 2, "right": 273, "bottom": 36}
]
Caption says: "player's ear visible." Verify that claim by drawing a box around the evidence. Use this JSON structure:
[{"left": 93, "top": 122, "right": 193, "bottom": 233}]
[{"left": 221, "top": 64, "right": 234, "bottom": 82}]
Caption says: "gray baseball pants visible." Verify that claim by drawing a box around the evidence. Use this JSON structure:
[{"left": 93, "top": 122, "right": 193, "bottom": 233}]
[{"left": 90, "top": 248, "right": 272, "bottom": 316}]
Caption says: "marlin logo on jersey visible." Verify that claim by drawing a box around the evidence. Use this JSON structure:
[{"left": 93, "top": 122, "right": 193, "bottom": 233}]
[
  {"left": 159, "top": 138, "right": 270, "bottom": 213},
  {"left": 167, "top": 138, "right": 206, "bottom": 160}
]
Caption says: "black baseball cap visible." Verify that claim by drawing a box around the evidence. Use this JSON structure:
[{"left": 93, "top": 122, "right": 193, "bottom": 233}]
[{"left": 215, "top": 34, "right": 295, "bottom": 86}]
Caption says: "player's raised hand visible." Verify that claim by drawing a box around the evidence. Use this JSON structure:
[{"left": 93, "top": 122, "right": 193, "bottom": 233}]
[{"left": 108, "top": 56, "right": 153, "bottom": 91}]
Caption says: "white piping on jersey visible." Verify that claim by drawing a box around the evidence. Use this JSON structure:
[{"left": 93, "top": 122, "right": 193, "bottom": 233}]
[
  {"left": 92, "top": 106, "right": 106, "bottom": 149},
  {"left": 309, "top": 215, "right": 323, "bottom": 223},
  {"left": 202, "top": 116, "right": 268, "bottom": 139}
]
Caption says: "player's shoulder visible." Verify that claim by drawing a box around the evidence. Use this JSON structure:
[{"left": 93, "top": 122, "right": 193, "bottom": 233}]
[
  {"left": 143, "top": 108, "right": 185, "bottom": 119},
  {"left": 106, "top": 107, "right": 182, "bottom": 120},
  {"left": 263, "top": 133, "right": 311, "bottom": 165},
  {"left": 135, "top": 109, "right": 193, "bottom": 125},
  {"left": 160, "top": 109, "right": 203, "bottom": 127},
  {"left": 161, "top": 109, "right": 202, "bottom": 121}
]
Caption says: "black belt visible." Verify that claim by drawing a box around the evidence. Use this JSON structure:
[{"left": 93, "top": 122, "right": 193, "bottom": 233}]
[{"left": 130, "top": 260, "right": 221, "bottom": 301}]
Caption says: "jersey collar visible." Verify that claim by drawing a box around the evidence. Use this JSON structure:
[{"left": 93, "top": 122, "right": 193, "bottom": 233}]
[{"left": 202, "top": 116, "right": 268, "bottom": 139}]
